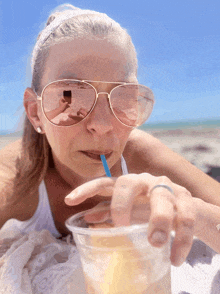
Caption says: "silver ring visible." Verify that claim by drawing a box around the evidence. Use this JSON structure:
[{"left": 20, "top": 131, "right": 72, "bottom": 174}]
[{"left": 150, "top": 184, "right": 174, "bottom": 195}]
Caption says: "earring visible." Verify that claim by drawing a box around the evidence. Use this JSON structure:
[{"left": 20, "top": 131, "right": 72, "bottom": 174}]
[{"left": 36, "top": 127, "right": 42, "bottom": 133}]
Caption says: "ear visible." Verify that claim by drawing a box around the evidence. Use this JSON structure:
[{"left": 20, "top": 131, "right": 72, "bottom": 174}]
[{"left": 23, "top": 87, "right": 44, "bottom": 133}]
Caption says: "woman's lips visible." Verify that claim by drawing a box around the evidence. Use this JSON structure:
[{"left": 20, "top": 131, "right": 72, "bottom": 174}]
[{"left": 81, "top": 150, "right": 112, "bottom": 160}]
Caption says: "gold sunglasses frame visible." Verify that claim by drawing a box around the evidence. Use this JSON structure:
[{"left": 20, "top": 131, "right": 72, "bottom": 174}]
[{"left": 37, "top": 79, "right": 155, "bottom": 128}]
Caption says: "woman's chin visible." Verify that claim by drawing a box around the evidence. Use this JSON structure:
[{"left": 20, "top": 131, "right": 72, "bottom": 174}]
[
  {"left": 68, "top": 165, "right": 107, "bottom": 179},
  {"left": 83, "top": 169, "right": 106, "bottom": 179}
]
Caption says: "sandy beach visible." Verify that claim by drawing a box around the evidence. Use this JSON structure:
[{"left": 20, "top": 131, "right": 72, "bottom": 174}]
[
  {"left": 0, "top": 136, "right": 21, "bottom": 151},
  {"left": 1, "top": 126, "right": 220, "bottom": 180},
  {"left": 147, "top": 126, "right": 220, "bottom": 177}
]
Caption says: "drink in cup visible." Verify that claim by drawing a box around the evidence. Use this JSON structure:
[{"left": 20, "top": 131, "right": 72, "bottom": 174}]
[{"left": 65, "top": 201, "right": 171, "bottom": 294}]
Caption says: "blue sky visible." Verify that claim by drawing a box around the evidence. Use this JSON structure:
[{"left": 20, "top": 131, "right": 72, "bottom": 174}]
[{"left": 0, "top": 0, "right": 220, "bottom": 132}]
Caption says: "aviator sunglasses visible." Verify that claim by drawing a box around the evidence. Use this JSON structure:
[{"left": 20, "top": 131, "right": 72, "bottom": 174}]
[{"left": 37, "top": 79, "right": 155, "bottom": 127}]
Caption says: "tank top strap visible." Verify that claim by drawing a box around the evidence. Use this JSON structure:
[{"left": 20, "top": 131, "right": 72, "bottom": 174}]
[{"left": 121, "top": 155, "right": 128, "bottom": 175}]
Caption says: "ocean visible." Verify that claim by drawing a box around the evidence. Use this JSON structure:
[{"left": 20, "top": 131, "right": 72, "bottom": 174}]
[
  {"left": 138, "top": 118, "right": 220, "bottom": 131},
  {"left": 0, "top": 118, "right": 220, "bottom": 137}
]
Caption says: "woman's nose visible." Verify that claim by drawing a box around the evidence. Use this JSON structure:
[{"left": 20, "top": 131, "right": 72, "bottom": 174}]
[{"left": 86, "top": 93, "right": 114, "bottom": 135}]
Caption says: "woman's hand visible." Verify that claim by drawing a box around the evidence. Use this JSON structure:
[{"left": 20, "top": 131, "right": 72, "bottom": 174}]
[{"left": 64, "top": 173, "right": 196, "bottom": 267}]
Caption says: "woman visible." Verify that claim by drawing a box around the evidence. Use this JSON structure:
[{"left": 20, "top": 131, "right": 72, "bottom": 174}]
[{"left": 0, "top": 4, "right": 220, "bottom": 270}]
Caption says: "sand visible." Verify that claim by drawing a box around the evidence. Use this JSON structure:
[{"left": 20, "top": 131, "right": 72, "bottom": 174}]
[
  {"left": 147, "top": 126, "right": 220, "bottom": 175},
  {"left": 0, "top": 136, "right": 22, "bottom": 151},
  {"left": 1, "top": 126, "right": 220, "bottom": 178}
]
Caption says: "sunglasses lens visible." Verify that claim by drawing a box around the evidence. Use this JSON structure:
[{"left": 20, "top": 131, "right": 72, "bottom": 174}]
[
  {"left": 42, "top": 81, "right": 96, "bottom": 126},
  {"left": 110, "top": 84, "right": 154, "bottom": 126},
  {"left": 42, "top": 81, "right": 154, "bottom": 127}
]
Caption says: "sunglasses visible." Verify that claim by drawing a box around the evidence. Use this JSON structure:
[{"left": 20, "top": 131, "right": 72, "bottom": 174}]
[{"left": 37, "top": 79, "right": 155, "bottom": 127}]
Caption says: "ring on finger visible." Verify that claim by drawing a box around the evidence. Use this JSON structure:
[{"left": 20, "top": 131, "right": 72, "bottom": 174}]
[{"left": 150, "top": 184, "right": 175, "bottom": 195}]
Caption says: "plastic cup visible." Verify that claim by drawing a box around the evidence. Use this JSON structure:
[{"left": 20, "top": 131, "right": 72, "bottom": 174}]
[{"left": 65, "top": 201, "right": 171, "bottom": 294}]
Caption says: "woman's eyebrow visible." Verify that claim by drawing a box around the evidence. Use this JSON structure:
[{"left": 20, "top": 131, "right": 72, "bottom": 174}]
[{"left": 57, "top": 71, "right": 79, "bottom": 80}]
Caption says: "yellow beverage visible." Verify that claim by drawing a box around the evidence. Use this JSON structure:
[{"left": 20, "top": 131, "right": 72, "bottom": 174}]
[
  {"left": 84, "top": 262, "right": 171, "bottom": 294},
  {"left": 66, "top": 203, "right": 172, "bottom": 294},
  {"left": 80, "top": 223, "right": 171, "bottom": 294}
]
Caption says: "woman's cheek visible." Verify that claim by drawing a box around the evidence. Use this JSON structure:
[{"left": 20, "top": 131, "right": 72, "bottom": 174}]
[{"left": 44, "top": 124, "right": 75, "bottom": 158}]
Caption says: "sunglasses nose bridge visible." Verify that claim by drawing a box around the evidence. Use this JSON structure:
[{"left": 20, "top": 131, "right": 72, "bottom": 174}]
[
  {"left": 95, "top": 91, "right": 111, "bottom": 107},
  {"left": 90, "top": 91, "right": 115, "bottom": 120},
  {"left": 96, "top": 92, "right": 110, "bottom": 99}
]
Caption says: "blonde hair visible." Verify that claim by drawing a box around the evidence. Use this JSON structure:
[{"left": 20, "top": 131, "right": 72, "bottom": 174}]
[{"left": 18, "top": 4, "right": 138, "bottom": 197}]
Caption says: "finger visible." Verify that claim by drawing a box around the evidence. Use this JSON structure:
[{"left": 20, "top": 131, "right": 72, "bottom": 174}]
[
  {"left": 170, "top": 194, "right": 195, "bottom": 266},
  {"left": 111, "top": 174, "right": 149, "bottom": 227},
  {"left": 64, "top": 177, "right": 116, "bottom": 206},
  {"left": 148, "top": 186, "right": 175, "bottom": 247},
  {"left": 83, "top": 201, "right": 111, "bottom": 223}
]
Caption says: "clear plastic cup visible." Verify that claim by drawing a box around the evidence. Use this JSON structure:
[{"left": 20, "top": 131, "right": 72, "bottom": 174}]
[{"left": 65, "top": 201, "right": 171, "bottom": 294}]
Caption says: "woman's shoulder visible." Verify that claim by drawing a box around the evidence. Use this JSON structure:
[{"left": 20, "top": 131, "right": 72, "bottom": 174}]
[
  {"left": 125, "top": 128, "right": 158, "bottom": 149},
  {"left": 0, "top": 139, "right": 22, "bottom": 205},
  {"left": 0, "top": 138, "right": 39, "bottom": 228},
  {"left": 123, "top": 128, "right": 170, "bottom": 174},
  {"left": 0, "top": 138, "right": 22, "bottom": 181},
  {"left": 0, "top": 139, "right": 23, "bottom": 226}
]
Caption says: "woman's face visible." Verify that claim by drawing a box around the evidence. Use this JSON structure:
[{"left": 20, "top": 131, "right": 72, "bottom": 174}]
[{"left": 39, "top": 36, "right": 137, "bottom": 179}]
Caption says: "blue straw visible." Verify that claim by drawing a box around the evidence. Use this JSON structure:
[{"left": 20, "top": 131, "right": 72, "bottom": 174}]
[{"left": 100, "top": 155, "right": 112, "bottom": 177}]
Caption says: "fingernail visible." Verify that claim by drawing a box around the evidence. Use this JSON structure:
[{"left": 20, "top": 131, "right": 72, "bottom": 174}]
[
  {"left": 150, "top": 231, "right": 167, "bottom": 244},
  {"left": 171, "top": 255, "right": 185, "bottom": 267},
  {"left": 65, "top": 191, "right": 78, "bottom": 200},
  {"left": 65, "top": 194, "right": 75, "bottom": 204},
  {"left": 177, "top": 257, "right": 185, "bottom": 267},
  {"left": 64, "top": 197, "right": 72, "bottom": 205},
  {"left": 65, "top": 195, "right": 73, "bottom": 200}
]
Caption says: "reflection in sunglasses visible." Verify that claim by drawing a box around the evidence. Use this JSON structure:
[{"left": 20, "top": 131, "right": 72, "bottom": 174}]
[{"left": 41, "top": 80, "right": 154, "bottom": 127}]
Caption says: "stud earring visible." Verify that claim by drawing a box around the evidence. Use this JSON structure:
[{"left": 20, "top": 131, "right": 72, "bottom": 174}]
[{"left": 36, "top": 127, "right": 42, "bottom": 133}]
